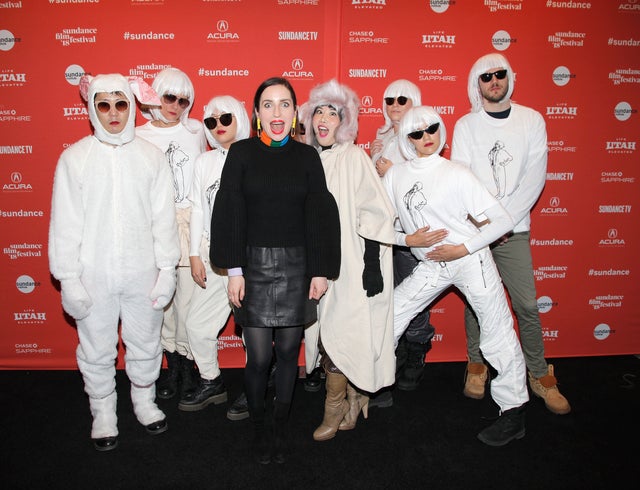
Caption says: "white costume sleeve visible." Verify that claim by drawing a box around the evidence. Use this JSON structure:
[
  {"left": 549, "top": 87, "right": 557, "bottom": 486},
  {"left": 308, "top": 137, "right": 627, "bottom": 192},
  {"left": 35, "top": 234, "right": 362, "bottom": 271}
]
[{"left": 463, "top": 202, "right": 514, "bottom": 255}]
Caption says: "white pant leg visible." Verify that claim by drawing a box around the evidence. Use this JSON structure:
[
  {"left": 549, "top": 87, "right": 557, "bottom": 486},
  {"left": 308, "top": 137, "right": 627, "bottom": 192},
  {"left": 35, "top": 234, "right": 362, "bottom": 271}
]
[
  {"left": 393, "top": 260, "right": 450, "bottom": 348},
  {"left": 75, "top": 278, "right": 121, "bottom": 399},
  {"left": 456, "top": 249, "right": 529, "bottom": 412},
  {"left": 120, "top": 271, "right": 165, "bottom": 388},
  {"left": 186, "top": 244, "right": 231, "bottom": 380}
]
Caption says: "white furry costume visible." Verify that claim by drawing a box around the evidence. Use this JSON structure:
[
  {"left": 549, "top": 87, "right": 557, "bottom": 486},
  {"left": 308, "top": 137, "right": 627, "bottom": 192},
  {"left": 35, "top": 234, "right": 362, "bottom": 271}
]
[
  {"left": 383, "top": 106, "right": 528, "bottom": 412},
  {"left": 185, "top": 96, "right": 250, "bottom": 380},
  {"left": 301, "top": 80, "right": 397, "bottom": 393},
  {"left": 48, "top": 74, "right": 180, "bottom": 438},
  {"left": 135, "top": 68, "right": 207, "bottom": 360}
]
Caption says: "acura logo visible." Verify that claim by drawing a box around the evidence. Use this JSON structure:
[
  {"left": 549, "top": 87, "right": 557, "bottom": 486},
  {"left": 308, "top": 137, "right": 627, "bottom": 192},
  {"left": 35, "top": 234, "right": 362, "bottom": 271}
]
[
  {"left": 217, "top": 20, "right": 229, "bottom": 32},
  {"left": 361, "top": 96, "right": 373, "bottom": 107},
  {"left": 291, "top": 59, "right": 304, "bottom": 70},
  {"left": 549, "top": 197, "right": 560, "bottom": 207},
  {"left": 608, "top": 229, "right": 618, "bottom": 239},
  {"left": 11, "top": 172, "right": 22, "bottom": 183}
]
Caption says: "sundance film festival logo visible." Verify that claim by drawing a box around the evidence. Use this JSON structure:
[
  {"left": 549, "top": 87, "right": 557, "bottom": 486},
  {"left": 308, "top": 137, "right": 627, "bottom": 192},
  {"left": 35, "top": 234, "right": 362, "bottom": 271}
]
[
  {"left": 0, "top": 1, "right": 23, "bottom": 8},
  {"left": 594, "top": 323, "right": 614, "bottom": 341},
  {"left": 540, "top": 196, "right": 568, "bottom": 216},
  {"left": 54, "top": 27, "right": 97, "bottom": 47},
  {"left": 207, "top": 20, "right": 240, "bottom": 42},
  {"left": 430, "top": 0, "right": 453, "bottom": 13},
  {"left": 552, "top": 66, "right": 576, "bottom": 86},
  {"left": 599, "top": 228, "right": 625, "bottom": 247},
  {"left": 608, "top": 68, "right": 640, "bottom": 86},
  {"left": 16, "top": 274, "right": 39, "bottom": 294},
  {"left": 537, "top": 295, "right": 557, "bottom": 313},
  {"left": 589, "top": 296, "right": 623, "bottom": 311},
  {"left": 3, "top": 172, "right": 32, "bottom": 192},
  {"left": 282, "top": 58, "right": 314, "bottom": 79},
  {"left": 3, "top": 242, "right": 42, "bottom": 260},
  {"left": 491, "top": 30, "right": 516, "bottom": 51},
  {"left": 614, "top": 101, "right": 636, "bottom": 121},
  {"left": 545, "top": 103, "right": 577, "bottom": 120},
  {"left": 484, "top": 0, "right": 522, "bottom": 12},
  {"left": 358, "top": 95, "right": 382, "bottom": 116},
  {"left": 128, "top": 63, "right": 170, "bottom": 81},
  {"left": 547, "top": 30, "right": 585, "bottom": 48},
  {"left": 534, "top": 266, "right": 567, "bottom": 282},
  {"left": 64, "top": 64, "right": 88, "bottom": 86},
  {"left": 0, "top": 29, "right": 20, "bottom": 51}
]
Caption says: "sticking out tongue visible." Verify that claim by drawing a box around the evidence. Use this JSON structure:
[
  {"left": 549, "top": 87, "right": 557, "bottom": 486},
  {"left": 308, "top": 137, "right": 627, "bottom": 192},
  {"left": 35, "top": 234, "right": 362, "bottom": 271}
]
[{"left": 270, "top": 121, "right": 285, "bottom": 134}]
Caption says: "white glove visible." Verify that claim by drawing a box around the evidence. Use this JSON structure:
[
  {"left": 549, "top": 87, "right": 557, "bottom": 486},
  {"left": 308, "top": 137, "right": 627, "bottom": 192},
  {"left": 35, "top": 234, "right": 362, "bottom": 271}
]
[
  {"left": 149, "top": 268, "right": 177, "bottom": 310},
  {"left": 61, "top": 278, "right": 92, "bottom": 320}
]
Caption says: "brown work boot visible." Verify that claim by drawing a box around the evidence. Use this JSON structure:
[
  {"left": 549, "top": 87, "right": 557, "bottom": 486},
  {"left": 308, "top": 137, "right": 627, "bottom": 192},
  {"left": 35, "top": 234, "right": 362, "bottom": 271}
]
[
  {"left": 463, "top": 362, "right": 488, "bottom": 399},
  {"left": 528, "top": 364, "right": 571, "bottom": 415}
]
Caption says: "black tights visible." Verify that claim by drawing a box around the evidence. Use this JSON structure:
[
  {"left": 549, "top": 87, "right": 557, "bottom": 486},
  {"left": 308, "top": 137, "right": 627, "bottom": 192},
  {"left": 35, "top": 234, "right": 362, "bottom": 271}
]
[{"left": 243, "top": 326, "right": 303, "bottom": 421}]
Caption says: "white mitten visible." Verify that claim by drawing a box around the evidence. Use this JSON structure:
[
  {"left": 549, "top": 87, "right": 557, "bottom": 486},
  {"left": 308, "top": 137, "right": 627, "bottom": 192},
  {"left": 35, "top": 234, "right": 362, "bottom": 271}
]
[
  {"left": 61, "top": 278, "right": 92, "bottom": 320},
  {"left": 149, "top": 268, "right": 177, "bottom": 310}
]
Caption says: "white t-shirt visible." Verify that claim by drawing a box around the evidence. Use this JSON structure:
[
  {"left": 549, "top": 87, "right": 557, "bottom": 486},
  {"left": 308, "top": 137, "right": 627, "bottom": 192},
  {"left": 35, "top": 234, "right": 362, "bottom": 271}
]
[{"left": 136, "top": 120, "right": 207, "bottom": 209}]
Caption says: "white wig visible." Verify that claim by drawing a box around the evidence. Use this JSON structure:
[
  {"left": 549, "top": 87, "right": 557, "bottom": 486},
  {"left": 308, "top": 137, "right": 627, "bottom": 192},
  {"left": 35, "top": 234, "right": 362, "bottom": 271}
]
[
  {"left": 300, "top": 79, "right": 360, "bottom": 148},
  {"left": 379, "top": 79, "right": 422, "bottom": 135},
  {"left": 202, "top": 95, "right": 251, "bottom": 149},
  {"left": 144, "top": 67, "right": 196, "bottom": 128},
  {"left": 398, "top": 106, "right": 447, "bottom": 160},
  {"left": 80, "top": 73, "right": 160, "bottom": 146},
  {"left": 467, "top": 52, "right": 514, "bottom": 113}
]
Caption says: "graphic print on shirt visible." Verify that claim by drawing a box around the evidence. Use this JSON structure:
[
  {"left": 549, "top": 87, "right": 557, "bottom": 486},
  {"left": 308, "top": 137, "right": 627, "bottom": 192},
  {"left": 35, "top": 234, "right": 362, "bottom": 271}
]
[
  {"left": 488, "top": 140, "right": 512, "bottom": 199},
  {"left": 403, "top": 181, "right": 430, "bottom": 228},
  {"left": 205, "top": 179, "right": 221, "bottom": 218},
  {"left": 166, "top": 141, "right": 189, "bottom": 203}
]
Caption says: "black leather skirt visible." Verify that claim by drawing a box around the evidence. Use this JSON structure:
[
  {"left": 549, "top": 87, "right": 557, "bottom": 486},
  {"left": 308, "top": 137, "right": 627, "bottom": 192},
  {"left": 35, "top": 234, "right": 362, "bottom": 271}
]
[{"left": 233, "top": 246, "right": 317, "bottom": 328}]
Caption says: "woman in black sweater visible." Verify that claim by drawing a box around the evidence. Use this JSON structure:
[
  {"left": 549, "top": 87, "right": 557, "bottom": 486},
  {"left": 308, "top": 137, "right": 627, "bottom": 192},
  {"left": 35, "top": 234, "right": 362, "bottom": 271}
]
[{"left": 210, "top": 77, "right": 340, "bottom": 464}]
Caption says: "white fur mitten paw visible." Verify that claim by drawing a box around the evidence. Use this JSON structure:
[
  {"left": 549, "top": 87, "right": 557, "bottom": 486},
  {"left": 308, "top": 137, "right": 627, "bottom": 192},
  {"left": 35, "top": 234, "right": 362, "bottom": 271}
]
[
  {"left": 61, "top": 278, "right": 92, "bottom": 320},
  {"left": 149, "top": 268, "right": 177, "bottom": 310}
]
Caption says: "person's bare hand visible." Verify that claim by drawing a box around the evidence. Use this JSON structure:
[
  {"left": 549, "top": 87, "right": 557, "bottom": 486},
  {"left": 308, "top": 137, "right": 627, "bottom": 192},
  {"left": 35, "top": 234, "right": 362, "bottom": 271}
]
[{"left": 406, "top": 226, "right": 449, "bottom": 248}]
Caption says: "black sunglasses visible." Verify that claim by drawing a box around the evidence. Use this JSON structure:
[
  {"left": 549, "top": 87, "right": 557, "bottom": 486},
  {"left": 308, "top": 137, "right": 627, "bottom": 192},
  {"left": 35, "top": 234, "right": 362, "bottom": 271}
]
[
  {"left": 408, "top": 123, "right": 440, "bottom": 140},
  {"left": 479, "top": 69, "right": 507, "bottom": 83},
  {"left": 162, "top": 93, "right": 190, "bottom": 109},
  {"left": 204, "top": 113, "right": 233, "bottom": 130},
  {"left": 384, "top": 96, "right": 408, "bottom": 106}
]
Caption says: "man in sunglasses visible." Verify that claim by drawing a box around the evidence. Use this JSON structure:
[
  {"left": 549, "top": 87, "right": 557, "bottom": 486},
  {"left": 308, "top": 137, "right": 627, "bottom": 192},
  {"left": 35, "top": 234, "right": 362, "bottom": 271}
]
[
  {"left": 49, "top": 73, "right": 180, "bottom": 451},
  {"left": 137, "top": 68, "right": 208, "bottom": 405},
  {"left": 452, "top": 53, "right": 571, "bottom": 425}
]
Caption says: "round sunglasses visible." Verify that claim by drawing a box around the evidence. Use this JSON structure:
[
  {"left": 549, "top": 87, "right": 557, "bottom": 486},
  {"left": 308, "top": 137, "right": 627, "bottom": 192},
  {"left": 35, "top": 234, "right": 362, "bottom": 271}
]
[
  {"left": 162, "top": 93, "right": 190, "bottom": 109},
  {"left": 384, "top": 96, "right": 408, "bottom": 106},
  {"left": 95, "top": 100, "right": 129, "bottom": 114},
  {"left": 204, "top": 113, "right": 233, "bottom": 130}
]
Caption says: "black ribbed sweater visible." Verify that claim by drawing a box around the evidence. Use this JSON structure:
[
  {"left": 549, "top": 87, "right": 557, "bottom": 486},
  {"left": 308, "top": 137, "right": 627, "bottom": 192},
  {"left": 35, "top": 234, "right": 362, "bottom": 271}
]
[{"left": 210, "top": 137, "right": 340, "bottom": 278}]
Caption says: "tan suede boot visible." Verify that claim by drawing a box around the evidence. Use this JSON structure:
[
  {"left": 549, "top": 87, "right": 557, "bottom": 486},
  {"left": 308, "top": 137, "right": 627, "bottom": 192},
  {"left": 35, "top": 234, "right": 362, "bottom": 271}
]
[
  {"left": 339, "top": 383, "right": 369, "bottom": 431},
  {"left": 528, "top": 364, "right": 571, "bottom": 415},
  {"left": 463, "top": 362, "right": 488, "bottom": 399},
  {"left": 313, "top": 372, "right": 349, "bottom": 441}
]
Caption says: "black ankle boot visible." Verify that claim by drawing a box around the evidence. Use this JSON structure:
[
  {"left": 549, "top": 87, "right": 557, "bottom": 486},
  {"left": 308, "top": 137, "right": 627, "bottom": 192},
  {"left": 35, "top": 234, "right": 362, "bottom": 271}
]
[
  {"left": 227, "top": 392, "right": 249, "bottom": 421},
  {"left": 178, "top": 375, "right": 228, "bottom": 412},
  {"left": 477, "top": 404, "right": 526, "bottom": 447},
  {"left": 397, "top": 340, "right": 431, "bottom": 391},
  {"left": 252, "top": 422, "right": 271, "bottom": 465},
  {"left": 179, "top": 356, "right": 199, "bottom": 397},
  {"left": 157, "top": 350, "right": 181, "bottom": 400},
  {"left": 272, "top": 400, "right": 290, "bottom": 464}
]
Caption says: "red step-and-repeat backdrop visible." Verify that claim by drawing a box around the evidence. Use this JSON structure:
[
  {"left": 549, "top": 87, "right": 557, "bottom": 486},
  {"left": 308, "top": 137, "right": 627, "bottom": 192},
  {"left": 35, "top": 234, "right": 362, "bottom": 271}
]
[{"left": 1, "top": 0, "right": 638, "bottom": 369}]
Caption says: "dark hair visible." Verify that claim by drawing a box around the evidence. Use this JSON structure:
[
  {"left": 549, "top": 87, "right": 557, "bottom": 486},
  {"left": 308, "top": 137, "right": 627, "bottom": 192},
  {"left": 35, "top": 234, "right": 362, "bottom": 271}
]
[{"left": 251, "top": 77, "right": 297, "bottom": 131}]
